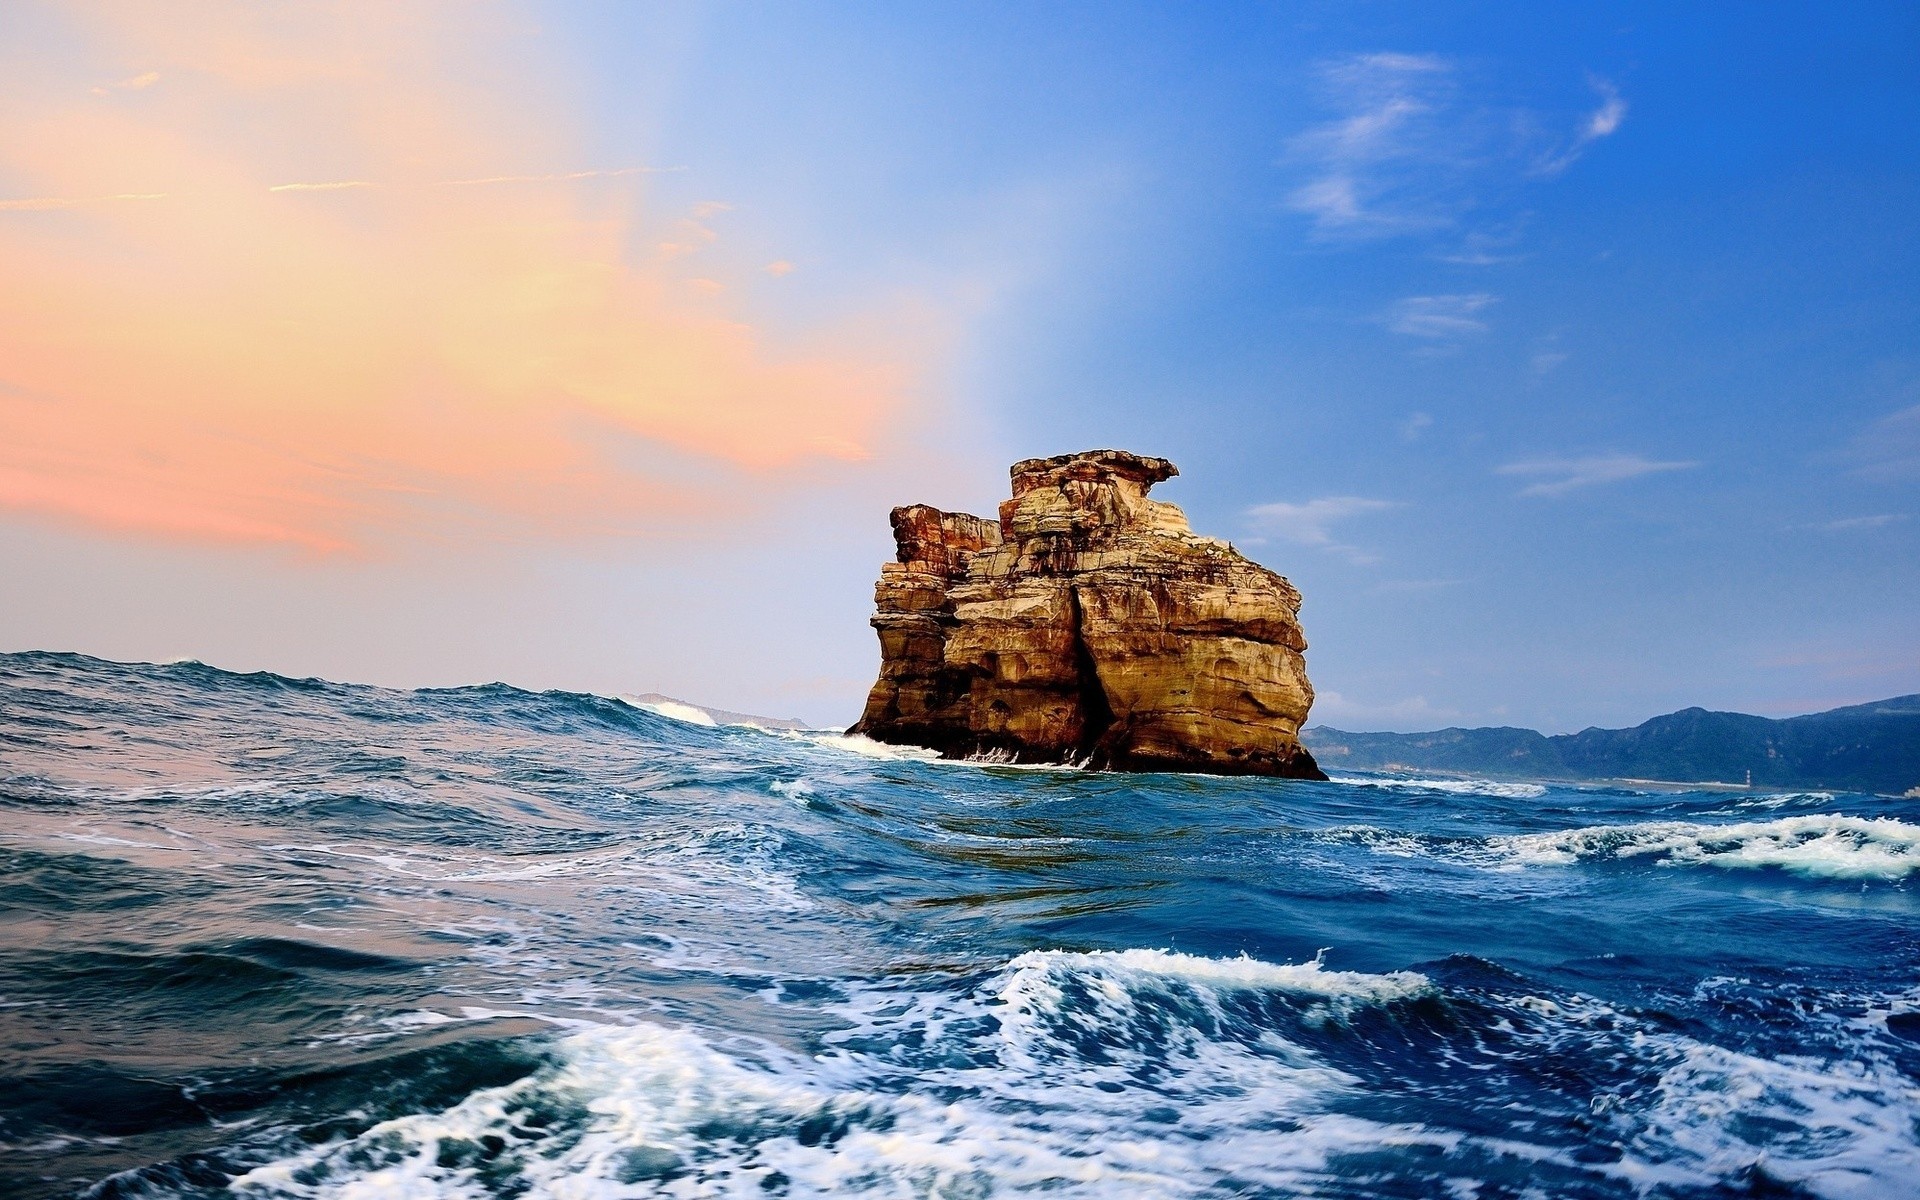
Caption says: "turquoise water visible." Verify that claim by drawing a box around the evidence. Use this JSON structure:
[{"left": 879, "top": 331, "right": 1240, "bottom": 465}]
[{"left": 2, "top": 651, "right": 1917, "bottom": 1198}]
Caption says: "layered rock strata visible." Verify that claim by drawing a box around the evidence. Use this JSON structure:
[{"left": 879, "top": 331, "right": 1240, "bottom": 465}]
[{"left": 851, "top": 449, "right": 1324, "bottom": 778}]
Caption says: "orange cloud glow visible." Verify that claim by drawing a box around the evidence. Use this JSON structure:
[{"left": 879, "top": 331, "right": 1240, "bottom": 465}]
[{"left": 0, "top": 3, "right": 920, "bottom": 554}]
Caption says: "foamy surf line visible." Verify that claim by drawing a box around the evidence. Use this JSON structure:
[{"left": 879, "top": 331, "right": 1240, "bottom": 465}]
[
  {"left": 799, "top": 730, "right": 1090, "bottom": 773},
  {"left": 1482, "top": 814, "right": 1920, "bottom": 880},
  {"left": 796, "top": 730, "right": 945, "bottom": 762}
]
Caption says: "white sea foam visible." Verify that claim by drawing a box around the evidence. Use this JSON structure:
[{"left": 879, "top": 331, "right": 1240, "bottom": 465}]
[
  {"left": 1482, "top": 814, "right": 1920, "bottom": 880},
  {"left": 959, "top": 748, "right": 1089, "bottom": 771},
  {"left": 1323, "top": 824, "right": 1438, "bottom": 860},
  {"left": 626, "top": 696, "right": 717, "bottom": 726},
  {"left": 173, "top": 946, "right": 1920, "bottom": 1198},
  {"left": 1485, "top": 988, "right": 1920, "bottom": 1199},
  {"left": 1001, "top": 947, "right": 1433, "bottom": 1014},
  {"left": 1330, "top": 775, "right": 1549, "bottom": 800},
  {"left": 227, "top": 949, "right": 1452, "bottom": 1198},
  {"left": 799, "top": 731, "right": 1085, "bottom": 771},
  {"left": 800, "top": 731, "right": 945, "bottom": 762},
  {"left": 1611, "top": 1036, "right": 1920, "bottom": 1198},
  {"left": 787, "top": 730, "right": 1187, "bottom": 779}
]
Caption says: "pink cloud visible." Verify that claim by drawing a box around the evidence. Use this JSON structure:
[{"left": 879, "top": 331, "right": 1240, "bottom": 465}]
[{"left": 0, "top": 4, "right": 928, "bottom": 554}]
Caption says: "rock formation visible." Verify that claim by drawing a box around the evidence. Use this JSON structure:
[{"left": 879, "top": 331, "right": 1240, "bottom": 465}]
[{"left": 851, "top": 449, "right": 1325, "bottom": 779}]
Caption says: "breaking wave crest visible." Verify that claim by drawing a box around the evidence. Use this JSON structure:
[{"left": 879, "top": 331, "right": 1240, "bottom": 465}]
[
  {"left": 226, "top": 949, "right": 1444, "bottom": 1198},
  {"left": 1318, "top": 814, "right": 1920, "bottom": 881},
  {"left": 218, "top": 950, "right": 1920, "bottom": 1200},
  {"left": 1482, "top": 814, "right": 1920, "bottom": 880}
]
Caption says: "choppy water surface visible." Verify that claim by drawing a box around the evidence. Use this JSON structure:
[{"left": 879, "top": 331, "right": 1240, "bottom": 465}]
[{"left": 2, "top": 652, "right": 1917, "bottom": 1199}]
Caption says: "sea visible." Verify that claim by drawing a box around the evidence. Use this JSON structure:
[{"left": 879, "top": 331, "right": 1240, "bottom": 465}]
[{"left": 2, "top": 651, "right": 1917, "bottom": 1199}]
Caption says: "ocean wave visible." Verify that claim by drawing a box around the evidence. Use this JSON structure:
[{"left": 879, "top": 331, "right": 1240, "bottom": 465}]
[
  {"left": 225, "top": 950, "right": 1452, "bottom": 1198},
  {"left": 13, "top": 650, "right": 1920, "bottom": 1197},
  {"left": 1457, "top": 985, "right": 1920, "bottom": 1199},
  {"left": 798, "top": 731, "right": 945, "bottom": 762},
  {"left": 1620, "top": 1034, "right": 1920, "bottom": 1197},
  {"left": 1329, "top": 775, "right": 1549, "bottom": 799},
  {"left": 268, "top": 822, "right": 817, "bottom": 910},
  {"left": 622, "top": 695, "right": 718, "bottom": 726},
  {"left": 219, "top": 952, "right": 1920, "bottom": 1199},
  {"left": 1000, "top": 947, "right": 1432, "bottom": 1014},
  {"left": 223, "top": 1019, "right": 1338, "bottom": 1198},
  {"left": 1699, "top": 791, "right": 1849, "bottom": 817},
  {"left": 1718, "top": 790, "right": 1840, "bottom": 809},
  {"left": 1481, "top": 814, "right": 1920, "bottom": 880}
]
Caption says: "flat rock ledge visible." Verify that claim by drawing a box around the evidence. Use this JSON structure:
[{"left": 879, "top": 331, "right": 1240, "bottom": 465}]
[{"left": 850, "top": 449, "right": 1325, "bottom": 779}]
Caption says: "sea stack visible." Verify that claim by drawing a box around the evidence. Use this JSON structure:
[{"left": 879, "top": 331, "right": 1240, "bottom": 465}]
[{"left": 851, "top": 449, "right": 1326, "bottom": 779}]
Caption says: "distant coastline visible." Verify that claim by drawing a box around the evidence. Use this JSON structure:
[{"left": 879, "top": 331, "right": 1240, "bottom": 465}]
[{"left": 1305, "top": 695, "right": 1920, "bottom": 796}]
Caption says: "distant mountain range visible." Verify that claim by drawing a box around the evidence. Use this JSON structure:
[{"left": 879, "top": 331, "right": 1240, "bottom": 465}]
[{"left": 1303, "top": 696, "right": 1920, "bottom": 796}]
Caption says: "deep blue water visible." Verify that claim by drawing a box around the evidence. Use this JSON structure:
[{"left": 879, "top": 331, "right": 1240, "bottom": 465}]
[{"left": 2, "top": 651, "right": 1917, "bottom": 1199}]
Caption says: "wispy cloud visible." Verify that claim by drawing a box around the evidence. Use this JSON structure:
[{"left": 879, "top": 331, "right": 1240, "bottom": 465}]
[
  {"left": 440, "top": 166, "right": 679, "bottom": 187},
  {"left": 0, "top": 192, "right": 166, "bottom": 211},
  {"left": 1496, "top": 453, "right": 1697, "bottom": 497},
  {"left": 1245, "top": 496, "right": 1397, "bottom": 563},
  {"left": 1284, "top": 52, "right": 1461, "bottom": 238},
  {"left": 1529, "top": 346, "right": 1569, "bottom": 379},
  {"left": 266, "top": 168, "right": 680, "bottom": 193},
  {"left": 1284, "top": 56, "right": 1627, "bottom": 241},
  {"left": 1527, "top": 329, "right": 1570, "bottom": 377},
  {"left": 90, "top": 70, "right": 160, "bottom": 96},
  {"left": 1848, "top": 404, "right": 1920, "bottom": 482},
  {"left": 1435, "top": 227, "right": 1526, "bottom": 266},
  {"left": 1387, "top": 293, "right": 1495, "bottom": 338},
  {"left": 1799, "top": 513, "right": 1908, "bottom": 533},
  {"left": 658, "top": 208, "right": 724, "bottom": 259},
  {"left": 1399, "top": 412, "right": 1433, "bottom": 441},
  {"left": 268, "top": 180, "right": 378, "bottom": 193},
  {"left": 1533, "top": 78, "right": 1629, "bottom": 177}
]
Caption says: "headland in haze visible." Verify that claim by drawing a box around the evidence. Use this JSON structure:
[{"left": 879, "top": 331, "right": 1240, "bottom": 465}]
[{"left": 1306, "top": 696, "right": 1920, "bottom": 796}]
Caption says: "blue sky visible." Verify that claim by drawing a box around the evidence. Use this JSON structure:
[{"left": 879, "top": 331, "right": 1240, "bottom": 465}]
[{"left": 2, "top": 1, "right": 1915, "bottom": 731}]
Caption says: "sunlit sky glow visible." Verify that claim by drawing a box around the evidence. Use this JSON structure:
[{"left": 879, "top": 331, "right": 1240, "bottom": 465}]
[{"left": 3, "top": 1, "right": 1916, "bottom": 732}]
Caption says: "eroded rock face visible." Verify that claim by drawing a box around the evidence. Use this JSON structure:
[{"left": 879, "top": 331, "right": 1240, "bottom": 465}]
[{"left": 851, "top": 450, "right": 1325, "bottom": 779}]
